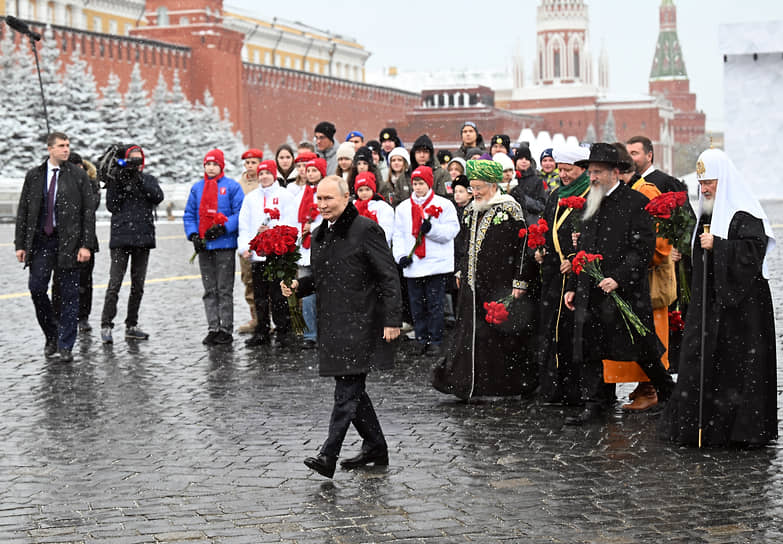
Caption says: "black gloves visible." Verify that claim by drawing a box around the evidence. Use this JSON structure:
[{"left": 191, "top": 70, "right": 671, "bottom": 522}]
[
  {"left": 190, "top": 233, "right": 206, "bottom": 253},
  {"left": 204, "top": 224, "right": 227, "bottom": 240},
  {"left": 398, "top": 256, "right": 413, "bottom": 268},
  {"left": 420, "top": 218, "right": 432, "bottom": 234}
]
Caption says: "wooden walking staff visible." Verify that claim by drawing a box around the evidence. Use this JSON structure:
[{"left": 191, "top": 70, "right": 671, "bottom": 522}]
[{"left": 698, "top": 223, "right": 710, "bottom": 448}]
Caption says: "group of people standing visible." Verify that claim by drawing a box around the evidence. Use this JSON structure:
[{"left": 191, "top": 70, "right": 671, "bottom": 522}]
[{"left": 15, "top": 123, "right": 778, "bottom": 480}]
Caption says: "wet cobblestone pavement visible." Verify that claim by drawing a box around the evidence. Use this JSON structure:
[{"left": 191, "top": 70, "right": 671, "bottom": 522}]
[{"left": 1, "top": 206, "right": 782, "bottom": 543}]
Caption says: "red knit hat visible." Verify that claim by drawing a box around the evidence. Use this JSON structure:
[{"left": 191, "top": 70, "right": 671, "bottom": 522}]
[
  {"left": 305, "top": 157, "right": 327, "bottom": 179},
  {"left": 295, "top": 151, "right": 318, "bottom": 164},
  {"left": 411, "top": 166, "right": 433, "bottom": 188},
  {"left": 257, "top": 159, "right": 277, "bottom": 178},
  {"left": 242, "top": 148, "right": 264, "bottom": 160},
  {"left": 204, "top": 149, "right": 225, "bottom": 171},
  {"left": 354, "top": 171, "right": 377, "bottom": 194}
]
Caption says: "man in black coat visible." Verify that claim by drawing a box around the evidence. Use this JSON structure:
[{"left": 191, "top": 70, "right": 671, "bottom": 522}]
[
  {"left": 564, "top": 143, "right": 674, "bottom": 425},
  {"left": 282, "top": 176, "right": 402, "bottom": 478},
  {"left": 15, "top": 132, "right": 96, "bottom": 362},
  {"left": 99, "top": 144, "right": 164, "bottom": 343}
]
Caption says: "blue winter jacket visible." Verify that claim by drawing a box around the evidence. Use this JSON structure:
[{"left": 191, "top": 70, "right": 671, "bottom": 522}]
[{"left": 183, "top": 175, "right": 244, "bottom": 250}]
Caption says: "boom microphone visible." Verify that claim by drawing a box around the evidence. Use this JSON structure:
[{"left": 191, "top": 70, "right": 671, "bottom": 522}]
[{"left": 5, "top": 15, "right": 42, "bottom": 41}]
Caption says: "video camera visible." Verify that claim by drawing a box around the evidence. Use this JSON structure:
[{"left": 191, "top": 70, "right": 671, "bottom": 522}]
[{"left": 96, "top": 143, "right": 143, "bottom": 188}]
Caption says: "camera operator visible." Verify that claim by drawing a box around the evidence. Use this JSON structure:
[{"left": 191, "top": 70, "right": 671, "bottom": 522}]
[{"left": 99, "top": 144, "right": 164, "bottom": 343}]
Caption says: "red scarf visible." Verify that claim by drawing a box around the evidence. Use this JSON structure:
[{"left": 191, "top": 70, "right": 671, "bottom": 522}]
[
  {"left": 198, "top": 174, "right": 220, "bottom": 237},
  {"left": 411, "top": 191, "right": 434, "bottom": 258},
  {"left": 355, "top": 199, "right": 378, "bottom": 223},
  {"left": 297, "top": 183, "right": 318, "bottom": 249}
]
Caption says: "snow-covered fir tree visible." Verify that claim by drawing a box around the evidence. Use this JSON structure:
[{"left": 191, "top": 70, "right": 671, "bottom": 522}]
[
  {"left": 123, "top": 64, "right": 156, "bottom": 151},
  {"left": 60, "top": 45, "right": 106, "bottom": 159},
  {"left": 37, "top": 25, "right": 67, "bottom": 134},
  {"left": 0, "top": 36, "right": 46, "bottom": 175},
  {"left": 97, "top": 72, "right": 127, "bottom": 155}
]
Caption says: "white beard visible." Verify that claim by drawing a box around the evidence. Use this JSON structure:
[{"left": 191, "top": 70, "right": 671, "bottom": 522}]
[
  {"left": 472, "top": 199, "right": 492, "bottom": 213},
  {"left": 701, "top": 198, "right": 714, "bottom": 216},
  {"left": 582, "top": 182, "right": 607, "bottom": 221}
]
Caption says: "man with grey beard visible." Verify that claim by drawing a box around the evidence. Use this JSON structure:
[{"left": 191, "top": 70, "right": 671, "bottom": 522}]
[{"left": 564, "top": 143, "right": 674, "bottom": 425}]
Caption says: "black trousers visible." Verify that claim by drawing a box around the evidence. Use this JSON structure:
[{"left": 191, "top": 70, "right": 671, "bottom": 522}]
[
  {"left": 53, "top": 252, "right": 94, "bottom": 322},
  {"left": 321, "top": 374, "right": 387, "bottom": 458},
  {"left": 251, "top": 261, "right": 291, "bottom": 338},
  {"left": 581, "top": 307, "right": 675, "bottom": 406},
  {"left": 101, "top": 247, "right": 150, "bottom": 328}
]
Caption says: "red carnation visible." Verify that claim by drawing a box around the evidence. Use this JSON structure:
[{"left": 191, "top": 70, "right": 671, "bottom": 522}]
[
  {"left": 559, "top": 196, "right": 586, "bottom": 210},
  {"left": 424, "top": 205, "right": 443, "bottom": 219},
  {"left": 264, "top": 207, "right": 281, "bottom": 220},
  {"left": 668, "top": 310, "right": 685, "bottom": 332}
]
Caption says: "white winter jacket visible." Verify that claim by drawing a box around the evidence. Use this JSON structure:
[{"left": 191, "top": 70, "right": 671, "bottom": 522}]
[
  {"left": 392, "top": 192, "right": 460, "bottom": 278},
  {"left": 237, "top": 182, "right": 298, "bottom": 262}
]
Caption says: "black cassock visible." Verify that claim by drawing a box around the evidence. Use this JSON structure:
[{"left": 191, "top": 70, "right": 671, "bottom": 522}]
[
  {"left": 432, "top": 196, "right": 538, "bottom": 400},
  {"left": 660, "top": 212, "right": 778, "bottom": 447}
]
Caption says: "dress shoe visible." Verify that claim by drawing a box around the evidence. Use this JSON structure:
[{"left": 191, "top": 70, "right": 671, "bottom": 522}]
[
  {"left": 57, "top": 348, "right": 74, "bottom": 363},
  {"left": 622, "top": 390, "right": 658, "bottom": 412},
  {"left": 44, "top": 341, "right": 58, "bottom": 358},
  {"left": 340, "top": 448, "right": 389, "bottom": 470},
  {"left": 245, "top": 334, "right": 270, "bottom": 347},
  {"left": 628, "top": 382, "right": 650, "bottom": 401},
  {"left": 564, "top": 404, "right": 604, "bottom": 426},
  {"left": 202, "top": 331, "right": 219, "bottom": 345},
  {"left": 304, "top": 453, "right": 337, "bottom": 478},
  {"left": 301, "top": 339, "right": 317, "bottom": 350}
]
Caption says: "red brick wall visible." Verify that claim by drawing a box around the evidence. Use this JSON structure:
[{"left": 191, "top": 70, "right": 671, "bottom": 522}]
[{"left": 240, "top": 64, "right": 420, "bottom": 149}]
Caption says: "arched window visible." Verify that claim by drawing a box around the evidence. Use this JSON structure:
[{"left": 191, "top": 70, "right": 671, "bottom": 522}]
[
  {"left": 157, "top": 7, "right": 169, "bottom": 26},
  {"left": 553, "top": 48, "right": 561, "bottom": 79},
  {"left": 574, "top": 50, "right": 580, "bottom": 78}
]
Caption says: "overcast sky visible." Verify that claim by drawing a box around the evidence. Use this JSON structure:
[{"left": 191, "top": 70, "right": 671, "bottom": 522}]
[{"left": 227, "top": 1, "right": 783, "bottom": 132}]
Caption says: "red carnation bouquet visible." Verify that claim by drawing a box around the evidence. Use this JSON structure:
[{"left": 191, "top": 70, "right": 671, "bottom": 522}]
[
  {"left": 264, "top": 207, "right": 281, "bottom": 222},
  {"left": 644, "top": 191, "right": 696, "bottom": 302},
  {"left": 189, "top": 212, "right": 227, "bottom": 263},
  {"left": 668, "top": 310, "right": 685, "bottom": 332},
  {"left": 483, "top": 294, "right": 513, "bottom": 325},
  {"left": 519, "top": 217, "right": 548, "bottom": 251},
  {"left": 408, "top": 205, "right": 444, "bottom": 259},
  {"left": 248, "top": 225, "right": 307, "bottom": 334},
  {"left": 558, "top": 196, "right": 586, "bottom": 233},
  {"left": 572, "top": 250, "right": 651, "bottom": 342}
]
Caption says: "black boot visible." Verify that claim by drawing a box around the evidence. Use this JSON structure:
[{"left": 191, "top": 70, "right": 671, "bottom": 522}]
[
  {"left": 304, "top": 453, "right": 337, "bottom": 478},
  {"left": 340, "top": 447, "right": 389, "bottom": 469}
]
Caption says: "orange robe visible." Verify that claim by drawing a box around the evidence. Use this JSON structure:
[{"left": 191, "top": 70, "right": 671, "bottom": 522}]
[{"left": 603, "top": 180, "right": 672, "bottom": 383}]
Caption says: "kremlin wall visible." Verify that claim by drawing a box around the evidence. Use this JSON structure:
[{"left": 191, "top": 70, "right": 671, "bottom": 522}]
[{"left": 1, "top": 0, "right": 705, "bottom": 174}]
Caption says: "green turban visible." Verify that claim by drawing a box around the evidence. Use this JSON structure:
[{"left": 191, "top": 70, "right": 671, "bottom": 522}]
[{"left": 466, "top": 159, "right": 503, "bottom": 184}]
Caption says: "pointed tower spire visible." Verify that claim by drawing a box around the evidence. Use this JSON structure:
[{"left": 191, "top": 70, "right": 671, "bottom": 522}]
[
  {"left": 598, "top": 39, "right": 609, "bottom": 91},
  {"left": 649, "top": 0, "right": 687, "bottom": 80}
]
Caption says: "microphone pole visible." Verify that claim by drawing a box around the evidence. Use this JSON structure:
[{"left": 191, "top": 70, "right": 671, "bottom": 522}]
[{"left": 4, "top": 16, "right": 51, "bottom": 135}]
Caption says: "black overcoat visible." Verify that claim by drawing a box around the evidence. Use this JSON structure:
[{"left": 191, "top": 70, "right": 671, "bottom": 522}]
[
  {"left": 569, "top": 182, "right": 658, "bottom": 362},
  {"left": 15, "top": 160, "right": 96, "bottom": 268},
  {"left": 298, "top": 202, "right": 402, "bottom": 376},
  {"left": 106, "top": 171, "right": 165, "bottom": 249}
]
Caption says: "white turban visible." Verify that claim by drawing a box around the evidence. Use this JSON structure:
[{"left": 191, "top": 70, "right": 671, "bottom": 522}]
[{"left": 552, "top": 145, "right": 590, "bottom": 165}]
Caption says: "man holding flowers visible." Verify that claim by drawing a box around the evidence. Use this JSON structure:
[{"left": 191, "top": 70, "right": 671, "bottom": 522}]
[
  {"left": 431, "top": 160, "right": 538, "bottom": 401},
  {"left": 563, "top": 143, "right": 674, "bottom": 425}
]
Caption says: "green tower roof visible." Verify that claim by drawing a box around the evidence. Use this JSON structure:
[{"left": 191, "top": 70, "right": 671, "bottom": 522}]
[{"left": 650, "top": 31, "right": 687, "bottom": 79}]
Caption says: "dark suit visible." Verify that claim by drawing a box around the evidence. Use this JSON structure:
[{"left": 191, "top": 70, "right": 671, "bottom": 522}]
[
  {"left": 15, "top": 160, "right": 96, "bottom": 350},
  {"left": 297, "top": 202, "right": 401, "bottom": 458}
]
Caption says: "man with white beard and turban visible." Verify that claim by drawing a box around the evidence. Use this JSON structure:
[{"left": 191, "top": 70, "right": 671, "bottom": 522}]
[
  {"left": 660, "top": 148, "right": 777, "bottom": 447},
  {"left": 431, "top": 160, "right": 538, "bottom": 400},
  {"left": 563, "top": 143, "right": 675, "bottom": 425}
]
